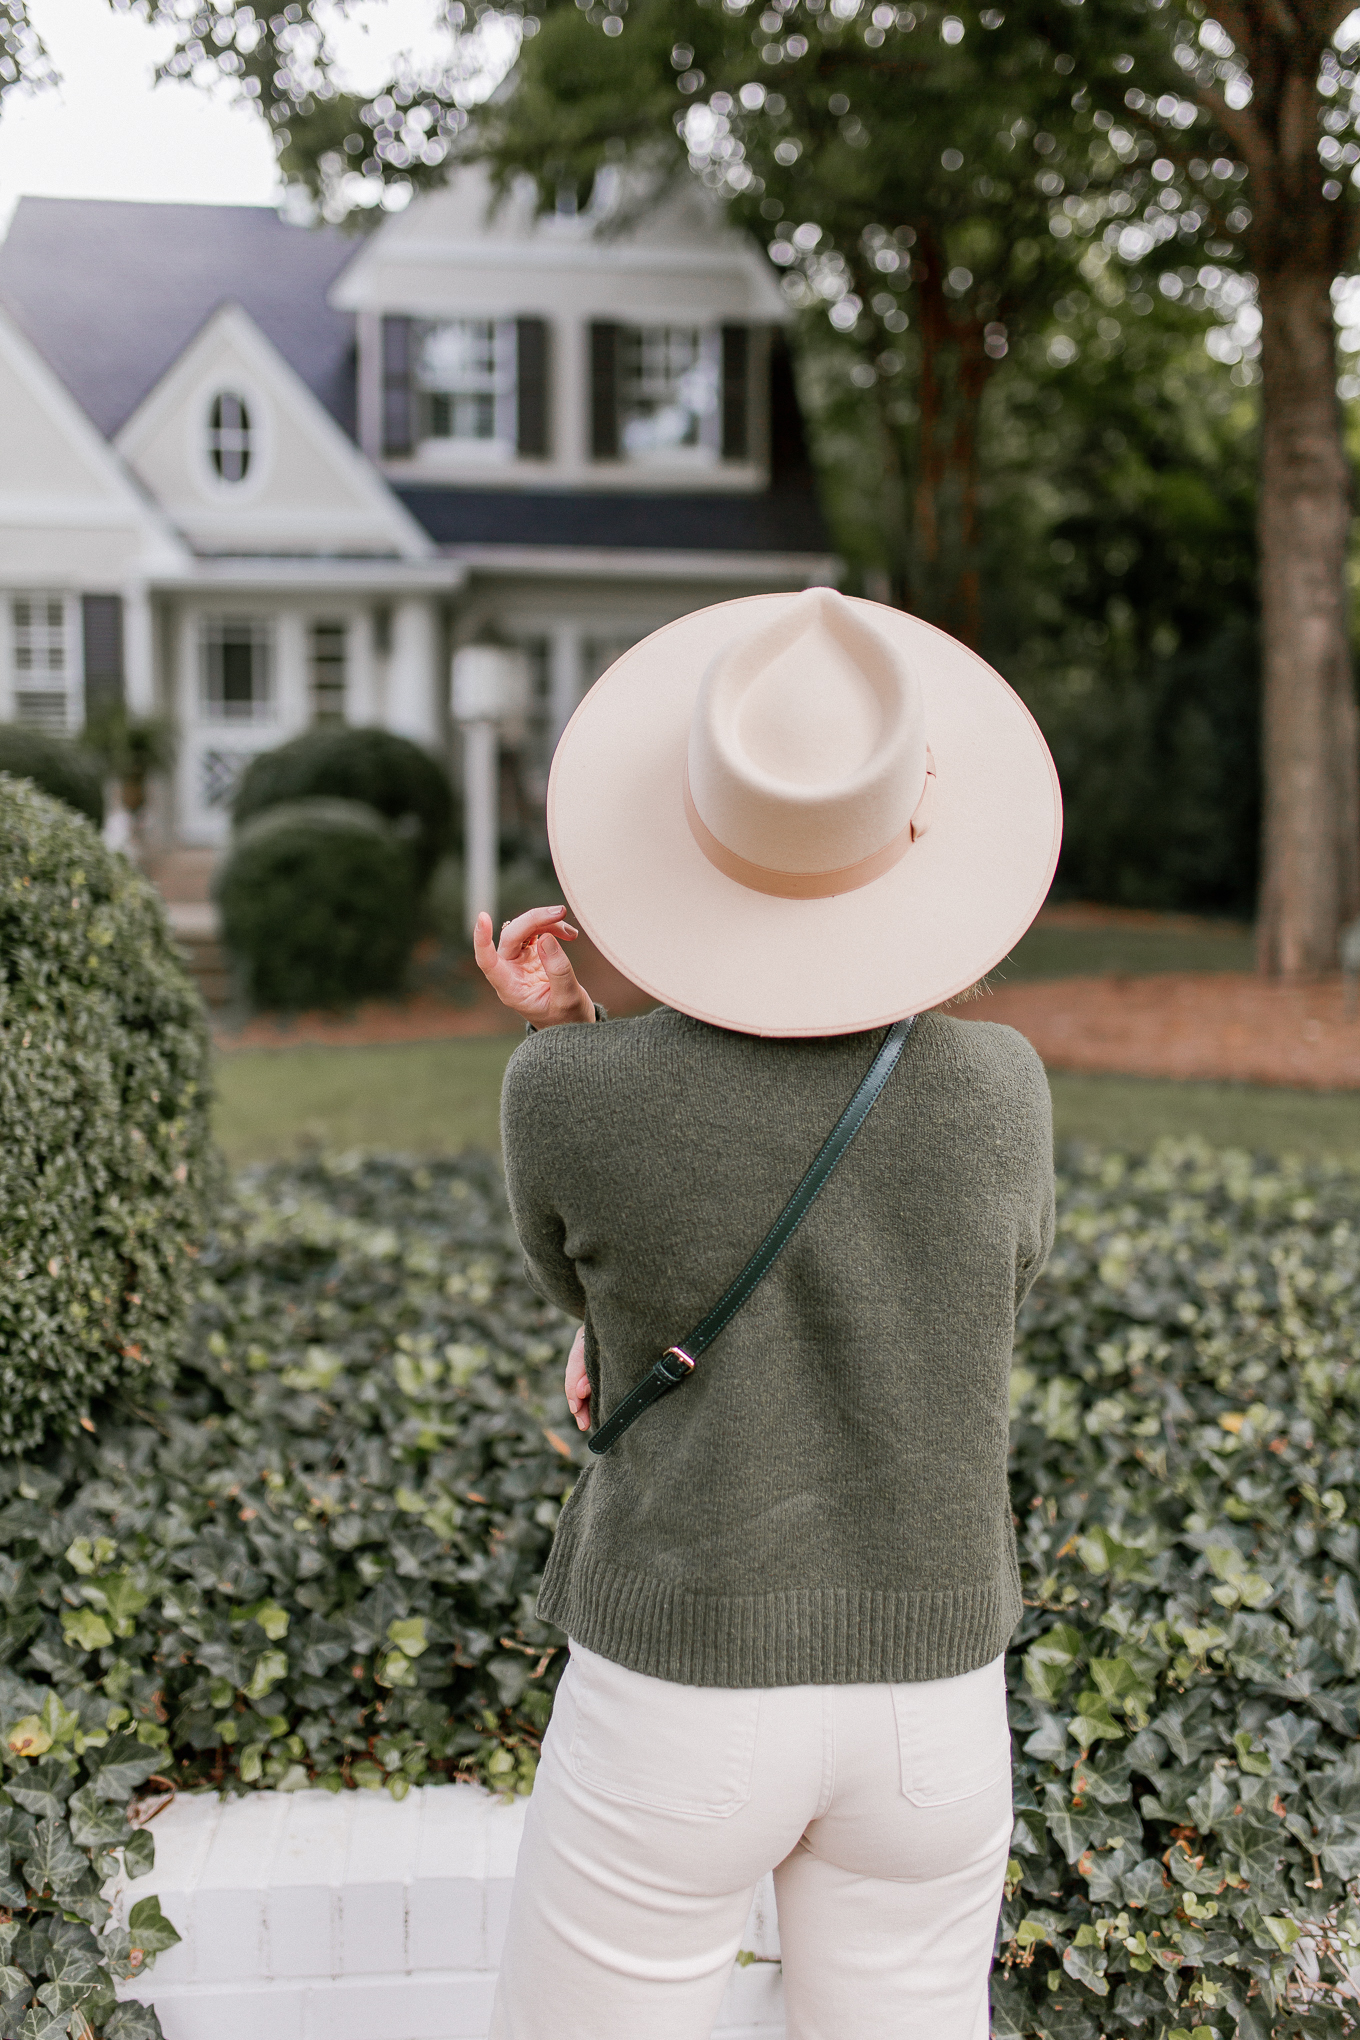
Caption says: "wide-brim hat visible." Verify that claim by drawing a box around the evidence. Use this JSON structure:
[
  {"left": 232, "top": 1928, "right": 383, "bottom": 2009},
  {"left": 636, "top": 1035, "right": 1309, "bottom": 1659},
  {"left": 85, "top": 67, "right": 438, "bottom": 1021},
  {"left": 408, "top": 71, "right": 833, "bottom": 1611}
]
[{"left": 548, "top": 589, "right": 1062, "bottom": 1037}]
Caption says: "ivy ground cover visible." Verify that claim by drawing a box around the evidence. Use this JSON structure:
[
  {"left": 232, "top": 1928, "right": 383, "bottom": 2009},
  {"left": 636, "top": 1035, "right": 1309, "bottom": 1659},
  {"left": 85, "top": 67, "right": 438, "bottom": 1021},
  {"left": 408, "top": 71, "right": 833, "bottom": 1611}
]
[{"left": 0, "top": 1143, "right": 1357, "bottom": 2038}]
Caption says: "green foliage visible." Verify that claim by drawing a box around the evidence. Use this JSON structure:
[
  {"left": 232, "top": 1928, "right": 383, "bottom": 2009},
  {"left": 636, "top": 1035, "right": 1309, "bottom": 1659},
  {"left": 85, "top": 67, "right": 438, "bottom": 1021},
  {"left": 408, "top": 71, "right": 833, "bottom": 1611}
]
[
  {"left": 988, "top": 297, "right": 1260, "bottom": 916},
  {"left": 80, "top": 710, "right": 176, "bottom": 791},
  {"left": 425, "top": 854, "right": 564, "bottom": 952},
  {"left": 0, "top": 1140, "right": 1357, "bottom": 2031},
  {"left": 0, "top": 1153, "right": 579, "bottom": 2030},
  {"left": 231, "top": 727, "right": 455, "bottom": 891},
  {"left": 1004, "top": 1141, "right": 1360, "bottom": 2037},
  {"left": 0, "top": 729, "right": 104, "bottom": 827},
  {"left": 215, "top": 798, "right": 422, "bottom": 1012},
  {"left": 0, "top": 775, "right": 216, "bottom": 1454}
]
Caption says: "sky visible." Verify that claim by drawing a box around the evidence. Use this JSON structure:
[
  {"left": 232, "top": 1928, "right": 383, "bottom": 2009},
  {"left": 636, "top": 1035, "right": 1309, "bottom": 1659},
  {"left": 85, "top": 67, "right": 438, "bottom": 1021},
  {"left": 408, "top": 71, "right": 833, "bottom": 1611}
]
[{"left": 0, "top": 0, "right": 514, "bottom": 235}]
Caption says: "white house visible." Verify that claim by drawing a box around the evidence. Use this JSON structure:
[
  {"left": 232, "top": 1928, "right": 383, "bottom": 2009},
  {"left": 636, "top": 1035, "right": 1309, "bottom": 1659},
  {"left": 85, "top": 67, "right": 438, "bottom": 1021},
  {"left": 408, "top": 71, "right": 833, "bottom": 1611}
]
[{"left": 0, "top": 174, "right": 836, "bottom": 846}]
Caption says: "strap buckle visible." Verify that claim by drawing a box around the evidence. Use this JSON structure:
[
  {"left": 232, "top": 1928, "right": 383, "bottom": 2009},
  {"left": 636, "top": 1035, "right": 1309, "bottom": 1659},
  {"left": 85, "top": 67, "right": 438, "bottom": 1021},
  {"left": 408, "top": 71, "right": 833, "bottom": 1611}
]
[{"left": 658, "top": 1346, "right": 696, "bottom": 1385}]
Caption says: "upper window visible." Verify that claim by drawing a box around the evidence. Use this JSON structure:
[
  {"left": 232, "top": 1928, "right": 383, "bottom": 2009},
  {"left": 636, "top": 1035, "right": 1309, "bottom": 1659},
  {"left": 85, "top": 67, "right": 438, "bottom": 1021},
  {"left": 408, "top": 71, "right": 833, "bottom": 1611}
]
[
  {"left": 619, "top": 326, "right": 719, "bottom": 459},
  {"left": 10, "top": 593, "right": 71, "bottom": 733},
  {"left": 415, "top": 320, "right": 516, "bottom": 445},
  {"left": 208, "top": 392, "right": 252, "bottom": 484},
  {"left": 201, "top": 617, "right": 272, "bottom": 723}
]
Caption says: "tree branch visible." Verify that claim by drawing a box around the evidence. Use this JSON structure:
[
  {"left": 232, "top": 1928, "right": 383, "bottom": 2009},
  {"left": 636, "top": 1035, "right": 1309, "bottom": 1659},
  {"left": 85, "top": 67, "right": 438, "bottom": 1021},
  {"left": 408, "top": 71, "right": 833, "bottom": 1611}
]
[
  {"left": 1205, "top": 2, "right": 1258, "bottom": 61},
  {"left": 1191, "top": 76, "right": 1274, "bottom": 180},
  {"left": 1260, "top": 0, "right": 1301, "bottom": 41}
]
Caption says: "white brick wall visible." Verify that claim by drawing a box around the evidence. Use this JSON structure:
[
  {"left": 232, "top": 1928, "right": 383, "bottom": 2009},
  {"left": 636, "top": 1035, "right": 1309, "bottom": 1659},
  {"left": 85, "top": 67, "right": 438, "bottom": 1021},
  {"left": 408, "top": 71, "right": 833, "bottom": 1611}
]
[{"left": 113, "top": 1785, "right": 786, "bottom": 2040}]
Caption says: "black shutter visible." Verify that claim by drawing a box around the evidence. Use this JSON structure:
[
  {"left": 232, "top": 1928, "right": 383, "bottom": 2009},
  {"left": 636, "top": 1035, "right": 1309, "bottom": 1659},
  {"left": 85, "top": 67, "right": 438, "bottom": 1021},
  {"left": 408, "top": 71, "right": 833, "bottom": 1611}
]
[
  {"left": 590, "top": 322, "right": 620, "bottom": 460},
  {"left": 516, "top": 317, "right": 550, "bottom": 457},
  {"left": 721, "top": 324, "right": 750, "bottom": 461},
  {"left": 81, "top": 594, "right": 124, "bottom": 722},
  {"left": 767, "top": 329, "right": 815, "bottom": 485},
  {"left": 382, "top": 316, "right": 415, "bottom": 457}
]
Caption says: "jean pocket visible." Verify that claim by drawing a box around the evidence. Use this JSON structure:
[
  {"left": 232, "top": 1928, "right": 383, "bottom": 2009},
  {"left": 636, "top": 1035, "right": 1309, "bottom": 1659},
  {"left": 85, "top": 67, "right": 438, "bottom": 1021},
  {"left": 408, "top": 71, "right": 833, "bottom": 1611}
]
[
  {"left": 567, "top": 1642, "right": 760, "bottom": 1818},
  {"left": 891, "top": 1655, "right": 1012, "bottom": 1807}
]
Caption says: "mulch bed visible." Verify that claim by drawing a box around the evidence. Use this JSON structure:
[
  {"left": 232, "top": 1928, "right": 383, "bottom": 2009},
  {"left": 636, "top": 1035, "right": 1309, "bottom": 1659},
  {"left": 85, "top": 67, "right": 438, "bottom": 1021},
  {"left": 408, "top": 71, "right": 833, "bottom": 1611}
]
[
  {"left": 213, "top": 932, "right": 1360, "bottom": 1091},
  {"left": 972, "top": 972, "right": 1359, "bottom": 1091}
]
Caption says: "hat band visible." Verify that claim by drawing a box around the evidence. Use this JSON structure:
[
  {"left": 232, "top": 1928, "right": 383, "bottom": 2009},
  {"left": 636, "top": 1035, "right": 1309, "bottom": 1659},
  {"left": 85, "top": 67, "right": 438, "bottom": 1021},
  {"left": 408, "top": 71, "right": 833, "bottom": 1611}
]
[{"left": 683, "top": 768, "right": 920, "bottom": 901}]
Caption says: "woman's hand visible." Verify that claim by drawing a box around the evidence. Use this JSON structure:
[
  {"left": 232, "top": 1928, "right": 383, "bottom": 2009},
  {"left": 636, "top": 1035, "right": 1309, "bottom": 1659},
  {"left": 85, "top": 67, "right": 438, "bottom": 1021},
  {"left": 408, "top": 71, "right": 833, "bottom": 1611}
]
[
  {"left": 565, "top": 1325, "right": 590, "bottom": 1433},
  {"left": 473, "top": 905, "right": 596, "bottom": 1028}
]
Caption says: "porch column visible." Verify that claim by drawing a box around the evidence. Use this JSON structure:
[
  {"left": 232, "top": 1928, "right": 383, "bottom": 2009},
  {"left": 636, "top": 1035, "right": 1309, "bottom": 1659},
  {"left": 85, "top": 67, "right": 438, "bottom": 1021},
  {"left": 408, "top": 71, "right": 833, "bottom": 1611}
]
[
  {"left": 548, "top": 625, "right": 582, "bottom": 746},
  {"left": 122, "top": 584, "right": 155, "bottom": 715},
  {"left": 386, "top": 597, "right": 439, "bottom": 746}
]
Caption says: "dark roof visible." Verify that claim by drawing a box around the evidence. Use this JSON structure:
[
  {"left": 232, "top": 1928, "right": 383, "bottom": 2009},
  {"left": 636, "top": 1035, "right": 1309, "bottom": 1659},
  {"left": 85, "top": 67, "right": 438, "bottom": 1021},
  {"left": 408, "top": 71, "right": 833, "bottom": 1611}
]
[
  {"left": 0, "top": 198, "right": 358, "bottom": 439},
  {"left": 396, "top": 486, "right": 830, "bottom": 556}
]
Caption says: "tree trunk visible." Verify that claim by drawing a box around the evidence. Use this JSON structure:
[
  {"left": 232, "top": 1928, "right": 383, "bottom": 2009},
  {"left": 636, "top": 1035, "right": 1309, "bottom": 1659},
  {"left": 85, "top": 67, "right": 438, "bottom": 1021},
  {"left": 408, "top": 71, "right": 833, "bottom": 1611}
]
[
  {"left": 1255, "top": 263, "right": 1359, "bottom": 975},
  {"left": 904, "top": 237, "right": 993, "bottom": 648},
  {"left": 911, "top": 240, "right": 948, "bottom": 616},
  {"left": 870, "top": 380, "right": 911, "bottom": 609},
  {"left": 950, "top": 325, "right": 991, "bottom": 653}
]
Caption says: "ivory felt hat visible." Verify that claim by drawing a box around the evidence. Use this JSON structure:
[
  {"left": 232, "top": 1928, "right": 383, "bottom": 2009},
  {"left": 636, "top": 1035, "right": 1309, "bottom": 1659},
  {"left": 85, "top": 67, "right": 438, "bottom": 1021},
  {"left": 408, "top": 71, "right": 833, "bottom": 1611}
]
[{"left": 547, "top": 588, "right": 1062, "bottom": 1038}]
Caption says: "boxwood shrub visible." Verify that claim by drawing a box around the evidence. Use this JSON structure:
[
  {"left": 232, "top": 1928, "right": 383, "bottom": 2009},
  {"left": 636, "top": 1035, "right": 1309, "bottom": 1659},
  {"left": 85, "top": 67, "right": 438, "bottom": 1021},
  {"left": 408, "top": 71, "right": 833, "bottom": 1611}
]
[
  {"left": 0, "top": 1141, "right": 1356, "bottom": 2036},
  {"left": 214, "top": 798, "right": 421, "bottom": 1011},
  {"left": 0, "top": 774, "right": 216, "bottom": 1454},
  {"left": 231, "top": 728, "right": 455, "bottom": 891},
  {"left": 0, "top": 728, "right": 105, "bottom": 827}
]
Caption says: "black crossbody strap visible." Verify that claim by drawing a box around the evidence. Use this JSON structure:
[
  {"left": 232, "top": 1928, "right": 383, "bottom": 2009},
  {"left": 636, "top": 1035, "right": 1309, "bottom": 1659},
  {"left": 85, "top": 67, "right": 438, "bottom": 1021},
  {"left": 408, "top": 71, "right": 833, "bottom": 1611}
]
[{"left": 587, "top": 1015, "right": 916, "bottom": 1457}]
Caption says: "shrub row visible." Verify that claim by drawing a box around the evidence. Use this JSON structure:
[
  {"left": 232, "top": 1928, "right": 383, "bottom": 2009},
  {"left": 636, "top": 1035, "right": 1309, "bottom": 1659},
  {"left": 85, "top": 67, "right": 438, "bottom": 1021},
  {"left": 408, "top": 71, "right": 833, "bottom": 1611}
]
[
  {"left": 0, "top": 1140, "right": 1355, "bottom": 2035},
  {"left": 215, "top": 799, "right": 420, "bottom": 1012},
  {"left": 0, "top": 777, "right": 217, "bottom": 1455},
  {"left": 218, "top": 727, "right": 458, "bottom": 1012},
  {"left": 0, "top": 1152, "right": 578, "bottom": 2033},
  {"left": 1003, "top": 1143, "right": 1360, "bottom": 2040},
  {"left": 0, "top": 731, "right": 104, "bottom": 829}
]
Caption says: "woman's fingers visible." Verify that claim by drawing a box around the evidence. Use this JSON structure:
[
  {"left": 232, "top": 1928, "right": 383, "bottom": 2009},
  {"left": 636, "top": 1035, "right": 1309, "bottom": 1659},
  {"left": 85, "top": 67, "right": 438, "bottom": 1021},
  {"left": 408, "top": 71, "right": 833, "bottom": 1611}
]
[
  {"left": 539, "top": 933, "right": 595, "bottom": 1024},
  {"left": 472, "top": 911, "right": 500, "bottom": 982},
  {"left": 565, "top": 1326, "right": 591, "bottom": 1432},
  {"left": 498, "top": 904, "right": 579, "bottom": 959}
]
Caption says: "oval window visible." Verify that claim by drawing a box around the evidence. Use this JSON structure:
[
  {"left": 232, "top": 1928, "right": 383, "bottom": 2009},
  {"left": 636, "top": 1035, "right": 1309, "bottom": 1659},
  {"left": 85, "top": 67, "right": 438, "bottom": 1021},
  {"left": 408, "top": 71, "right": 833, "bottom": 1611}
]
[{"left": 208, "top": 391, "right": 252, "bottom": 483}]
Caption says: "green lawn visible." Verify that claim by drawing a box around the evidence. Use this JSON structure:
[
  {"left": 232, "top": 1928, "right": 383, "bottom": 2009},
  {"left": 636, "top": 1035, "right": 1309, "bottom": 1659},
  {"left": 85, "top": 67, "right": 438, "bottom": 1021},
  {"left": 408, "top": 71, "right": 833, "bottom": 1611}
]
[
  {"left": 215, "top": 1037, "right": 519, "bottom": 1163},
  {"left": 214, "top": 1034, "right": 1360, "bottom": 1167},
  {"left": 999, "top": 916, "right": 1256, "bottom": 981}
]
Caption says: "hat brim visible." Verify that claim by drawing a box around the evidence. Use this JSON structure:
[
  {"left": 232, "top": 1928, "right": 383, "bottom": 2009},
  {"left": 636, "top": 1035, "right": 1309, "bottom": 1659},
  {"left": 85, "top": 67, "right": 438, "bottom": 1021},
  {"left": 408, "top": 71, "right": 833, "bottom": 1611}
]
[{"left": 547, "top": 594, "right": 1062, "bottom": 1038}]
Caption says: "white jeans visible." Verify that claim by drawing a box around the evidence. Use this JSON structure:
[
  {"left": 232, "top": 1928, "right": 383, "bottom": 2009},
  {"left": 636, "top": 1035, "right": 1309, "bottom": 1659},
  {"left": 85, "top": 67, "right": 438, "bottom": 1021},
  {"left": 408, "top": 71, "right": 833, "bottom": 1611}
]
[{"left": 491, "top": 1641, "right": 1013, "bottom": 2040}]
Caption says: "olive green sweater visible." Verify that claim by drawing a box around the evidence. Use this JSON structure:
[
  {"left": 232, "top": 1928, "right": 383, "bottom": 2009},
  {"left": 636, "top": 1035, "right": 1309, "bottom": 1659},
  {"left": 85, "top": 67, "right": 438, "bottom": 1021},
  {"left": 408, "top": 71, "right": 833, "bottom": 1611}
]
[{"left": 500, "top": 1006, "right": 1054, "bottom": 1689}]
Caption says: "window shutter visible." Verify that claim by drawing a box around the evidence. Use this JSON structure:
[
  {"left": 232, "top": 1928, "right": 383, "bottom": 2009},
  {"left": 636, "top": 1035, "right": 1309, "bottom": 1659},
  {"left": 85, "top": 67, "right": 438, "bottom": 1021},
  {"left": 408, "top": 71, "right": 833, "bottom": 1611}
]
[
  {"left": 516, "top": 317, "right": 550, "bottom": 457},
  {"left": 81, "top": 594, "right": 125, "bottom": 722},
  {"left": 721, "top": 325, "right": 750, "bottom": 461},
  {"left": 590, "top": 322, "right": 620, "bottom": 460},
  {"left": 382, "top": 316, "right": 415, "bottom": 457}
]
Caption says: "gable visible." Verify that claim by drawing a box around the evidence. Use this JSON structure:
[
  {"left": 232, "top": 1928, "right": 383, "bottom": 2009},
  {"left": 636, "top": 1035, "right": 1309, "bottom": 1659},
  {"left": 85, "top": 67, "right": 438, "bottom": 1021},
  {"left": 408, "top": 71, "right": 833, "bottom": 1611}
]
[
  {"left": 0, "top": 197, "right": 358, "bottom": 439},
  {"left": 0, "top": 311, "right": 186, "bottom": 584},
  {"left": 114, "top": 303, "right": 433, "bottom": 560}
]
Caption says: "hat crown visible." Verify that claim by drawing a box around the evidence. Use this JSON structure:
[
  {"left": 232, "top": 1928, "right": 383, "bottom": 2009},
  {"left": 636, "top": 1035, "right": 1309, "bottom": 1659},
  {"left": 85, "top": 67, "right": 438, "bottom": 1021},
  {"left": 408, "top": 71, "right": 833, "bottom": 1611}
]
[{"left": 687, "top": 587, "right": 927, "bottom": 879}]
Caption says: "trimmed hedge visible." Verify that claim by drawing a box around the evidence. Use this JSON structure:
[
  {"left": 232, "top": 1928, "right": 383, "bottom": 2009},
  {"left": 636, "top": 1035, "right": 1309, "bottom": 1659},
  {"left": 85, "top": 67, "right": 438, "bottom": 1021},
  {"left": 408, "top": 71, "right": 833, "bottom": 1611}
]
[
  {"left": 0, "top": 1142, "right": 1356, "bottom": 2035},
  {"left": 214, "top": 798, "right": 421, "bottom": 1011},
  {"left": 0, "top": 728, "right": 105, "bottom": 828},
  {"left": 0, "top": 775, "right": 216, "bottom": 1453},
  {"left": 231, "top": 728, "right": 455, "bottom": 891}
]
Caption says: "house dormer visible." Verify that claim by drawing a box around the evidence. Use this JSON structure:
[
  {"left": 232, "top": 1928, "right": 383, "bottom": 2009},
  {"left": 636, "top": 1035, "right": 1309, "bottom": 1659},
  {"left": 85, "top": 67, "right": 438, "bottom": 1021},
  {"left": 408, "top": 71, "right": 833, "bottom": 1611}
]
[{"left": 334, "top": 168, "right": 785, "bottom": 492}]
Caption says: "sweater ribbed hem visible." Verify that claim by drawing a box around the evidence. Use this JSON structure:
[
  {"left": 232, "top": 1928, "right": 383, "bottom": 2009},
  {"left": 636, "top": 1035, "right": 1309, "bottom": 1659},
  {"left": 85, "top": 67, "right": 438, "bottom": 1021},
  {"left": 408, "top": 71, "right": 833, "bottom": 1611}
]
[{"left": 537, "top": 1543, "right": 1022, "bottom": 1689}]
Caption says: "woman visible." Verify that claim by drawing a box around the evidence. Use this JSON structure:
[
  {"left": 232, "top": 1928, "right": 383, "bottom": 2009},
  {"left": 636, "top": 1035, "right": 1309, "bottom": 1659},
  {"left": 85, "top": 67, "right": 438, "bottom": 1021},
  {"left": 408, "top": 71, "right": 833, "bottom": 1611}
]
[{"left": 474, "top": 588, "right": 1061, "bottom": 2040}]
